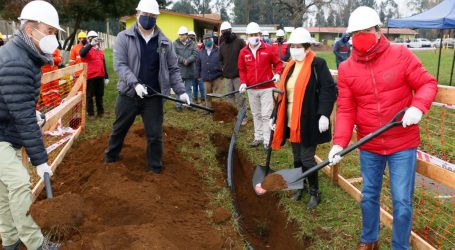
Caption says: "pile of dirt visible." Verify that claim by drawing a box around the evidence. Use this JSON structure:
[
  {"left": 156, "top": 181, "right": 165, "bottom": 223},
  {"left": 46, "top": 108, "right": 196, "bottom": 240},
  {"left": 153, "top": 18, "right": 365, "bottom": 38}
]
[
  {"left": 32, "top": 125, "right": 242, "bottom": 249},
  {"left": 212, "top": 207, "right": 232, "bottom": 224},
  {"left": 212, "top": 101, "right": 238, "bottom": 123},
  {"left": 262, "top": 173, "right": 288, "bottom": 191},
  {"left": 211, "top": 133, "right": 311, "bottom": 249}
]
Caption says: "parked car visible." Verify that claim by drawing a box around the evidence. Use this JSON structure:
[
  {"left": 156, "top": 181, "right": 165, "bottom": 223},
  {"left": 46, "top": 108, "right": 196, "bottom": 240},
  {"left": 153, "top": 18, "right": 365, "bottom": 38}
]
[
  {"left": 409, "top": 38, "right": 433, "bottom": 48},
  {"left": 433, "top": 38, "right": 455, "bottom": 48}
]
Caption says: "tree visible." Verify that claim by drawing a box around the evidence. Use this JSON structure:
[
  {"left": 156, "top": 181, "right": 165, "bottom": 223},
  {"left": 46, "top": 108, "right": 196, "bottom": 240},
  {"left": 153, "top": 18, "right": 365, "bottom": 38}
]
[
  {"left": 379, "top": 0, "right": 399, "bottom": 25},
  {"left": 358, "top": 0, "right": 376, "bottom": 8},
  {"left": 157, "top": 0, "right": 171, "bottom": 9},
  {"left": 191, "top": 0, "right": 212, "bottom": 14},
  {"left": 273, "top": 0, "right": 333, "bottom": 27},
  {"left": 327, "top": 9, "right": 336, "bottom": 26},
  {"left": 213, "top": 0, "right": 233, "bottom": 22},
  {"left": 407, "top": 0, "right": 442, "bottom": 15},
  {"left": 315, "top": 9, "right": 327, "bottom": 27},
  {"left": 233, "top": 0, "right": 251, "bottom": 23},
  {"left": 172, "top": 0, "right": 197, "bottom": 14}
]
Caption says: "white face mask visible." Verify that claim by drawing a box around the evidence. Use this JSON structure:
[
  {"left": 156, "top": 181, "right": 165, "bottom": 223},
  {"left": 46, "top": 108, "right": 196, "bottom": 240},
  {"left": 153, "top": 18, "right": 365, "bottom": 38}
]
[
  {"left": 248, "top": 36, "right": 260, "bottom": 46},
  {"left": 33, "top": 29, "right": 59, "bottom": 54},
  {"left": 290, "top": 48, "right": 307, "bottom": 61}
]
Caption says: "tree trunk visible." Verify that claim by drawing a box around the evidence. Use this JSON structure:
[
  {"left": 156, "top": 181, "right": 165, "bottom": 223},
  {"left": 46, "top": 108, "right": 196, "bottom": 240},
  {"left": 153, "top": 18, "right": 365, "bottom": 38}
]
[{"left": 63, "top": 13, "right": 82, "bottom": 51}]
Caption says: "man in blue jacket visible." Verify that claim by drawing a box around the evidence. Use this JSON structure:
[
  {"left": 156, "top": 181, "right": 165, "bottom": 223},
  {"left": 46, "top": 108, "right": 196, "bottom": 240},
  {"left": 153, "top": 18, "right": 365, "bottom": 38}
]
[
  {"left": 105, "top": 0, "right": 189, "bottom": 174},
  {"left": 0, "top": 1, "right": 62, "bottom": 249},
  {"left": 333, "top": 32, "right": 351, "bottom": 69},
  {"left": 196, "top": 33, "right": 223, "bottom": 109}
]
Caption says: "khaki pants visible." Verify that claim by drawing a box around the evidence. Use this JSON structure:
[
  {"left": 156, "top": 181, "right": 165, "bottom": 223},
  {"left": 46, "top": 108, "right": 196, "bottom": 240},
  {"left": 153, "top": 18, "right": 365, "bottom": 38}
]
[
  {"left": 204, "top": 77, "right": 225, "bottom": 108},
  {"left": 224, "top": 77, "right": 245, "bottom": 110},
  {"left": 247, "top": 88, "right": 273, "bottom": 145},
  {"left": 0, "top": 142, "right": 43, "bottom": 249}
]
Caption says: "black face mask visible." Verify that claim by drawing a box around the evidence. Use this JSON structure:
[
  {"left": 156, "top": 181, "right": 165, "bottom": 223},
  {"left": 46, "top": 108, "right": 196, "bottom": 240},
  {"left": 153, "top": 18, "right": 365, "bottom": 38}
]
[
  {"left": 81, "top": 39, "right": 88, "bottom": 45},
  {"left": 139, "top": 15, "right": 156, "bottom": 30},
  {"left": 0, "top": 40, "right": 4, "bottom": 46},
  {"left": 277, "top": 37, "right": 284, "bottom": 43}
]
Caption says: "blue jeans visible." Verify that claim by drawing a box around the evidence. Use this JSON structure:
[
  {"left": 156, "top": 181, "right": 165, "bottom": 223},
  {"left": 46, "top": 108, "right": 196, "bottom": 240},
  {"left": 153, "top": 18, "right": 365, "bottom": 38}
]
[
  {"left": 359, "top": 148, "right": 417, "bottom": 250},
  {"left": 176, "top": 79, "right": 193, "bottom": 108},
  {"left": 192, "top": 79, "right": 205, "bottom": 101}
]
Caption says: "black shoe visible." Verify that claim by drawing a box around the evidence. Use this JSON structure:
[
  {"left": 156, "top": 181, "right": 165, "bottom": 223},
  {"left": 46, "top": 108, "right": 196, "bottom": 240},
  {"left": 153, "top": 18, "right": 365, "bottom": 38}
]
[
  {"left": 104, "top": 156, "right": 118, "bottom": 164},
  {"left": 290, "top": 189, "right": 304, "bottom": 201},
  {"left": 148, "top": 167, "right": 162, "bottom": 174},
  {"left": 307, "top": 190, "right": 321, "bottom": 209},
  {"left": 3, "top": 240, "right": 21, "bottom": 250}
]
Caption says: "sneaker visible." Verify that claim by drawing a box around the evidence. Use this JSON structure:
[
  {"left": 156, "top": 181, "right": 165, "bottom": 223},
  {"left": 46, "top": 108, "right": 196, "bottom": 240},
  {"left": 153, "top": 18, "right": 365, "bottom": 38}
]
[
  {"left": 38, "top": 237, "right": 61, "bottom": 250},
  {"left": 3, "top": 240, "right": 21, "bottom": 250},
  {"left": 249, "top": 139, "right": 263, "bottom": 147}
]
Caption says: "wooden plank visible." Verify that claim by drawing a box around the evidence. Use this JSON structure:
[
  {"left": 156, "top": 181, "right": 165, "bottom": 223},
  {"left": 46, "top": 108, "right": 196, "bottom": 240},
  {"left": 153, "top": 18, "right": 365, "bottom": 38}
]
[
  {"left": 347, "top": 177, "right": 363, "bottom": 184},
  {"left": 434, "top": 85, "right": 455, "bottom": 105},
  {"left": 416, "top": 159, "right": 455, "bottom": 190},
  {"left": 80, "top": 64, "right": 87, "bottom": 132},
  {"left": 41, "top": 64, "right": 84, "bottom": 84},
  {"left": 66, "top": 72, "right": 84, "bottom": 99},
  {"left": 31, "top": 127, "right": 81, "bottom": 202},
  {"left": 41, "top": 93, "right": 82, "bottom": 132}
]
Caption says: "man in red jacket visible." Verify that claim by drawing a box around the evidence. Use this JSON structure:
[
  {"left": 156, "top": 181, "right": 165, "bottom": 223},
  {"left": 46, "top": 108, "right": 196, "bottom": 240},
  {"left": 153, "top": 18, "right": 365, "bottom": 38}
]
[
  {"left": 327, "top": 7, "right": 438, "bottom": 250},
  {"left": 238, "top": 22, "right": 283, "bottom": 148}
]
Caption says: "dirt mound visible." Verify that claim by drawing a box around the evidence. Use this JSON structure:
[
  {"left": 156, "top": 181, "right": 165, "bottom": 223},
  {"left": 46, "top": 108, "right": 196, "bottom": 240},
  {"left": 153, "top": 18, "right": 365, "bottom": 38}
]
[
  {"left": 212, "top": 207, "right": 232, "bottom": 224},
  {"left": 262, "top": 173, "right": 288, "bottom": 191},
  {"left": 212, "top": 101, "right": 237, "bottom": 122},
  {"left": 31, "top": 125, "right": 241, "bottom": 249}
]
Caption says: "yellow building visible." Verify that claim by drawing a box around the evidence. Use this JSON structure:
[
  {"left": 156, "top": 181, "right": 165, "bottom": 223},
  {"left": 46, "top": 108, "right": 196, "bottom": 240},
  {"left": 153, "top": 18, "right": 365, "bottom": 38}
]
[{"left": 120, "top": 10, "right": 221, "bottom": 42}]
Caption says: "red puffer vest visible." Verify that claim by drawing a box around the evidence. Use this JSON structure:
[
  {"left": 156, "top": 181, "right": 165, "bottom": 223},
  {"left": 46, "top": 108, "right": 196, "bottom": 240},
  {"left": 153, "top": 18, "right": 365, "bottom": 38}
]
[
  {"left": 82, "top": 48, "right": 105, "bottom": 79},
  {"left": 334, "top": 35, "right": 438, "bottom": 155}
]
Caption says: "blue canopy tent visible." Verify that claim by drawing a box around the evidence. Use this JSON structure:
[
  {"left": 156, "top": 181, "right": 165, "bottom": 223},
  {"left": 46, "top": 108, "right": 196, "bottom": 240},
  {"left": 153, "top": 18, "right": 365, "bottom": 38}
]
[{"left": 388, "top": 0, "right": 455, "bottom": 85}]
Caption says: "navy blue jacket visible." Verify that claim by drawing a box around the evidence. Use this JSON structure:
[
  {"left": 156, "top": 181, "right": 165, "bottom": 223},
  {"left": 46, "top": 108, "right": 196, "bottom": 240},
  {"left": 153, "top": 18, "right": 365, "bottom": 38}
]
[
  {"left": 0, "top": 32, "right": 51, "bottom": 166},
  {"left": 196, "top": 46, "right": 223, "bottom": 81}
]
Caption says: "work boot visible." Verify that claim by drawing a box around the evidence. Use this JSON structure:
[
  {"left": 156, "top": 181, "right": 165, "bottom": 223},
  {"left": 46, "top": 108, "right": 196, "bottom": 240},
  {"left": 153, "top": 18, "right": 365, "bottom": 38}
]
[
  {"left": 357, "top": 241, "right": 379, "bottom": 250},
  {"left": 3, "top": 240, "right": 21, "bottom": 250},
  {"left": 249, "top": 139, "right": 263, "bottom": 147},
  {"left": 307, "top": 188, "right": 321, "bottom": 209},
  {"left": 37, "top": 237, "right": 61, "bottom": 250}
]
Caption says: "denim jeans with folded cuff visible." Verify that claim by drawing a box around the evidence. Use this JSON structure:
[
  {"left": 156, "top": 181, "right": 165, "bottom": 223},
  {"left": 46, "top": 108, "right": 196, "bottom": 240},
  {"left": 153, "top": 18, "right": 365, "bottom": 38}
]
[{"left": 359, "top": 148, "right": 417, "bottom": 250}]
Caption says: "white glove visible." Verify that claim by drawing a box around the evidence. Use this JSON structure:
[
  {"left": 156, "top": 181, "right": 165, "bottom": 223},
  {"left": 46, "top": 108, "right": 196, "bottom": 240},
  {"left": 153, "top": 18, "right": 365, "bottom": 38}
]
[
  {"left": 318, "top": 115, "right": 329, "bottom": 133},
  {"left": 135, "top": 84, "right": 148, "bottom": 98},
  {"left": 104, "top": 79, "right": 109, "bottom": 86},
  {"left": 402, "top": 106, "right": 423, "bottom": 128},
  {"left": 36, "top": 163, "right": 53, "bottom": 179},
  {"left": 272, "top": 74, "right": 280, "bottom": 83},
  {"left": 36, "top": 110, "right": 46, "bottom": 128},
  {"left": 239, "top": 84, "right": 247, "bottom": 93},
  {"left": 269, "top": 119, "right": 276, "bottom": 131},
  {"left": 328, "top": 145, "right": 343, "bottom": 166},
  {"left": 90, "top": 38, "right": 97, "bottom": 46},
  {"left": 179, "top": 93, "right": 191, "bottom": 105}
]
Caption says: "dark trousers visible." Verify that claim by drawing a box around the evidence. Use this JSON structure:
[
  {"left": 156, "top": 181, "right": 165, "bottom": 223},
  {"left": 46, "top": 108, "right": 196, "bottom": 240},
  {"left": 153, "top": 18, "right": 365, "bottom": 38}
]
[
  {"left": 87, "top": 76, "right": 104, "bottom": 116},
  {"left": 291, "top": 143, "right": 318, "bottom": 192},
  {"left": 105, "top": 94, "right": 163, "bottom": 171}
]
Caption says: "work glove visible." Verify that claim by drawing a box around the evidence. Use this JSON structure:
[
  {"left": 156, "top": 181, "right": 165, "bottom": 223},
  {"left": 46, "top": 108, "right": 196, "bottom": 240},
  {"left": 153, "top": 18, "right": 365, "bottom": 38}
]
[
  {"left": 135, "top": 84, "right": 148, "bottom": 98},
  {"left": 179, "top": 93, "right": 191, "bottom": 105},
  {"left": 402, "top": 106, "right": 423, "bottom": 128},
  {"left": 104, "top": 79, "right": 109, "bottom": 86},
  {"left": 328, "top": 145, "right": 343, "bottom": 166},
  {"left": 255, "top": 183, "right": 267, "bottom": 195},
  {"left": 239, "top": 84, "right": 247, "bottom": 93},
  {"left": 318, "top": 115, "right": 329, "bottom": 133},
  {"left": 272, "top": 74, "right": 280, "bottom": 83},
  {"left": 36, "top": 110, "right": 46, "bottom": 128},
  {"left": 36, "top": 163, "right": 53, "bottom": 179},
  {"left": 269, "top": 119, "right": 276, "bottom": 131},
  {"left": 90, "top": 38, "right": 97, "bottom": 46}
]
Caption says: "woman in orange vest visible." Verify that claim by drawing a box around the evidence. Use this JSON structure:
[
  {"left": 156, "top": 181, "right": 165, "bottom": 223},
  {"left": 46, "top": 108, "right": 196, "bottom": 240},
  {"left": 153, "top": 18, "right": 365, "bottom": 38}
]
[
  {"left": 40, "top": 49, "right": 62, "bottom": 108},
  {"left": 69, "top": 31, "right": 87, "bottom": 66}
]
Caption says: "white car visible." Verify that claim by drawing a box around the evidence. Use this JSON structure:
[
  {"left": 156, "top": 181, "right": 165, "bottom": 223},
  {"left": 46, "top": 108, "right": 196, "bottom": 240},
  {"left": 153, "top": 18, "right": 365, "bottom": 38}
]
[{"left": 409, "top": 38, "right": 432, "bottom": 48}]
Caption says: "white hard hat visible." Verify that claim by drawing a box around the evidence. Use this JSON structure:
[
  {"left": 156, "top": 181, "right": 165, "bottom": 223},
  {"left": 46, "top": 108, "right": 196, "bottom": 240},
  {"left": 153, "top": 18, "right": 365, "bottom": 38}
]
[
  {"left": 136, "top": 0, "right": 160, "bottom": 15},
  {"left": 188, "top": 31, "right": 196, "bottom": 36},
  {"left": 220, "top": 21, "right": 232, "bottom": 31},
  {"left": 177, "top": 26, "right": 188, "bottom": 35},
  {"left": 346, "top": 6, "right": 382, "bottom": 33},
  {"left": 276, "top": 29, "right": 285, "bottom": 37},
  {"left": 262, "top": 31, "right": 269, "bottom": 36},
  {"left": 87, "top": 31, "right": 98, "bottom": 37},
  {"left": 287, "top": 27, "right": 312, "bottom": 44},
  {"left": 246, "top": 22, "right": 261, "bottom": 35},
  {"left": 18, "top": 0, "right": 64, "bottom": 32}
]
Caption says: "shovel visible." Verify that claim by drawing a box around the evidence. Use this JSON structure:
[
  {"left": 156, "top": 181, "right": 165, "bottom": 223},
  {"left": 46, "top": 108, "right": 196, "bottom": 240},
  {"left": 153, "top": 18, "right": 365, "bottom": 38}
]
[
  {"left": 206, "top": 79, "right": 275, "bottom": 98},
  {"left": 144, "top": 87, "right": 214, "bottom": 113},
  {"left": 252, "top": 88, "right": 284, "bottom": 194},
  {"left": 257, "top": 108, "right": 407, "bottom": 192},
  {"left": 44, "top": 172, "right": 54, "bottom": 199}
]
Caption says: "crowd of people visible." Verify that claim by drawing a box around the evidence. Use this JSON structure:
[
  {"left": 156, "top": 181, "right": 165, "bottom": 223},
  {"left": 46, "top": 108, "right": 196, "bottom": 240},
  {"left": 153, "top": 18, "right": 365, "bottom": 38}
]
[{"left": 0, "top": 0, "right": 438, "bottom": 249}]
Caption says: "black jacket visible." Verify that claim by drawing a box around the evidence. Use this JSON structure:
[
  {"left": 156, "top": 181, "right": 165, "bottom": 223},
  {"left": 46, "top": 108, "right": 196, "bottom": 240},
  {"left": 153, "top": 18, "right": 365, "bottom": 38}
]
[
  {"left": 219, "top": 35, "right": 245, "bottom": 79},
  {"left": 0, "top": 32, "right": 51, "bottom": 166},
  {"left": 280, "top": 57, "right": 338, "bottom": 147},
  {"left": 196, "top": 46, "right": 223, "bottom": 81}
]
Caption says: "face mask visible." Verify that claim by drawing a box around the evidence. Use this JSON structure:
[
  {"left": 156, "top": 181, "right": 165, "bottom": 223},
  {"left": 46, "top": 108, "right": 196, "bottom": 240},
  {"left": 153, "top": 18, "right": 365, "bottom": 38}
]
[
  {"left": 33, "top": 29, "right": 58, "bottom": 54},
  {"left": 204, "top": 39, "right": 213, "bottom": 47},
  {"left": 81, "top": 39, "right": 87, "bottom": 45},
  {"left": 290, "top": 48, "right": 307, "bottom": 61},
  {"left": 277, "top": 37, "right": 284, "bottom": 43},
  {"left": 222, "top": 31, "right": 231, "bottom": 39},
  {"left": 352, "top": 32, "right": 377, "bottom": 54},
  {"left": 139, "top": 15, "right": 156, "bottom": 30},
  {"left": 342, "top": 37, "right": 350, "bottom": 43},
  {"left": 248, "top": 37, "right": 259, "bottom": 46}
]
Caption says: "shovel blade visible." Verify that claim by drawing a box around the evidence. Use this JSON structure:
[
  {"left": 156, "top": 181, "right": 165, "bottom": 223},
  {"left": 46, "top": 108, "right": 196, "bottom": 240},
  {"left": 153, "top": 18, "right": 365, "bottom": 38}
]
[{"left": 267, "top": 167, "right": 305, "bottom": 191}]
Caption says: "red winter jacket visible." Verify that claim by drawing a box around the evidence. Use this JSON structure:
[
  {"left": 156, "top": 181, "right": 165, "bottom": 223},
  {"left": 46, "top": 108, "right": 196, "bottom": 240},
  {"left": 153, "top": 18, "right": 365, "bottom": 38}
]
[
  {"left": 81, "top": 48, "right": 105, "bottom": 80},
  {"left": 271, "top": 42, "right": 289, "bottom": 61},
  {"left": 238, "top": 43, "right": 283, "bottom": 89},
  {"left": 334, "top": 35, "right": 438, "bottom": 155}
]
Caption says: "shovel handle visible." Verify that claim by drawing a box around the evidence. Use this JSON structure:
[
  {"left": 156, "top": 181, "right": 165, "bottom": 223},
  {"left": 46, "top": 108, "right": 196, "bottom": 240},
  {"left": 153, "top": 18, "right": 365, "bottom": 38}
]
[
  {"left": 44, "top": 172, "right": 53, "bottom": 199},
  {"left": 212, "top": 79, "right": 275, "bottom": 98},
  {"left": 159, "top": 94, "right": 214, "bottom": 112},
  {"left": 290, "top": 108, "right": 407, "bottom": 184}
]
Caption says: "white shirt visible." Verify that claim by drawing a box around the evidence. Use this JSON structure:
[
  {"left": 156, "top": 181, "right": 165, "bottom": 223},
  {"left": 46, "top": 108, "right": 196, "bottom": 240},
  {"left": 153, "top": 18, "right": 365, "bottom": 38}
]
[
  {"left": 138, "top": 28, "right": 155, "bottom": 43},
  {"left": 206, "top": 46, "right": 213, "bottom": 56},
  {"left": 249, "top": 42, "right": 261, "bottom": 59}
]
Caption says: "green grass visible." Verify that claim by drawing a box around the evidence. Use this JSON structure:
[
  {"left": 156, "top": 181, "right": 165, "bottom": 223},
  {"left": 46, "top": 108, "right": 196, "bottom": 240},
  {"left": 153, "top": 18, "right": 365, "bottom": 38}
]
[{"left": 314, "top": 49, "right": 455, "bottom": 86}]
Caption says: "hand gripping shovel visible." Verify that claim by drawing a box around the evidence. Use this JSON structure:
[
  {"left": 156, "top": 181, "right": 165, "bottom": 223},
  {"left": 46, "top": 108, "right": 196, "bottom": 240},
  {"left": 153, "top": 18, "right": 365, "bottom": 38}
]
[
  {"left": 144, "top": 87, "right": 214, "bottom": 113},
  {"left": 206, "top": 79, "right": 275, "bottom": 98},
  {"left": 252, "top": 88, "right": 284, "bottom": 194},
  {"left": 257, "top": 108, "right": 407, "bottom": 192}
]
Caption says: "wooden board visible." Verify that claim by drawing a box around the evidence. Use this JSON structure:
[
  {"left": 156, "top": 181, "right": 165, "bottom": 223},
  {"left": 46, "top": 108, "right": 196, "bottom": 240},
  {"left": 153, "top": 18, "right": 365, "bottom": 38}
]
[
  {"left": 416, "top": 159, "right": 455, "bottom": 190},
  {"left": 434, "top": 85, "right": 455, "bottom": 105},
  {"left": 41, "top": 93, "right": 82, "bottom": 132},
  {"left": 41, "top": 63, "right": 85, "bottom": 84}
]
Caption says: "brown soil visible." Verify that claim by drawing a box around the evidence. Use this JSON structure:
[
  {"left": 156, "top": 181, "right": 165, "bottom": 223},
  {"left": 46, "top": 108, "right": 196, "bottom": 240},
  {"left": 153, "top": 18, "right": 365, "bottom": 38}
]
[
  {"left": 211, "top": 133, "right": 311, "bottom": 249},
  {"left": 31, "top": 125, "right": 242, "bottom": 249},
  {"left": 261, "top": 173, "right": 288, "bottom": 191},
  {"left": 212, "top": 101, "right": 237, "bottom": 123},
  {"left": 212, "top": 207, "right": 232, "bottom": 224}
]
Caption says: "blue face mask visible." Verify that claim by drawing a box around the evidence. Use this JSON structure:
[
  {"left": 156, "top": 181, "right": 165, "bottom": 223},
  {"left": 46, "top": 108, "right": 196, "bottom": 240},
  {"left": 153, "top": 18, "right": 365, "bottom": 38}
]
[
  {"left": 139, "top": 15, "right": 156, "bottom": 30},
  {"left": 204, "top": 39, "right": 213, "bottom": 47}
]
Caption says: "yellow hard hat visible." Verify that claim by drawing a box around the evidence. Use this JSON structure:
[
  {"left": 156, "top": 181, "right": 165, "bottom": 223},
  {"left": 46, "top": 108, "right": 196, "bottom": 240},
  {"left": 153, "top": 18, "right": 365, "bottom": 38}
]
[
  {"left": 77, "top": 31, "right": 87, "bottom": 39},
  {"left": 0, "top": 32, "right": 4, "bottom": 40}
]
